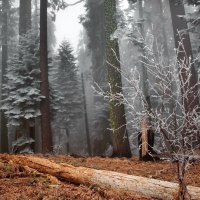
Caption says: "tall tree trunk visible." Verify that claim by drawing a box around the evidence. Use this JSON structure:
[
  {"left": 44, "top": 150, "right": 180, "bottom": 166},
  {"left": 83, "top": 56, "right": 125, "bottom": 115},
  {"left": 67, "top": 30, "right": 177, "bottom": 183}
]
[
  {"left": 33, "top": 0, "right": 40, "bottom": 153},
  {"left": 19, "top": 0, "right": 32, "bottom": 36},
  {"left": 169, "top": 0, "right": 199, "bottom": 112},
  {"left": 0, "top": 0, "right": 9, "bottom": 153},
  {"left": 147, "top": 0, "right": 170, "bottom": 62},
  {"left": 40, "top": 0, "right": 53, "bottom": 153},
  {"left": 136, "top": 0, "right": 154, "bottom": 160},
  {"left": 137, "top": 0, "right": 151, "bottom": 114},
  {"left": 83, "top": 0, "right": 111, "bottom": 156},
  {"left": 168, "top": 0, "right": 200, "bottom": 144},
  {"left": 104, "top": 0, "right": 131, "bottom": 157},
  {"left": 81, "top": 73, "right": 91, "bottom": 156},
  {"left": 148, "top": 0, "right": 178, "bottom": 150}
]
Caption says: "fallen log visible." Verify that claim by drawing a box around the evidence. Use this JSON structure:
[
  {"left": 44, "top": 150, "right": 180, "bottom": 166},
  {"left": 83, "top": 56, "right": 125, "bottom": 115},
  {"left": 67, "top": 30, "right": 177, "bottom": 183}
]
[{"left": 2, "top": 155, "right": 200, "bottom": 200}]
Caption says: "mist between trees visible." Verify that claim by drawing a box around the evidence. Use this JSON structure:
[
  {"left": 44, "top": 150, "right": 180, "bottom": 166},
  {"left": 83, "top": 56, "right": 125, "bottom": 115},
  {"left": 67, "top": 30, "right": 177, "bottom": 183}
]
[
  {"left": 0, "top": 0, "right": 200, "bottom": 174},
  {"left": 1, "top": 0, "right": 200, "bottom": 198}
]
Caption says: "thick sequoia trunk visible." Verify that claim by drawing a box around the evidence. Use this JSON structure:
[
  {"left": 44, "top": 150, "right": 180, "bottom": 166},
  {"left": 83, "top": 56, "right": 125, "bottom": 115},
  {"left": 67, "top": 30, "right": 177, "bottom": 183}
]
[
  {"left": 40, "top": 0, "right": 53, "bottom": 153},
  {"left": 168, "top": 0, "right": 200, "bottom": 150},
  {"left": 2, "top": 155, "right": 200, "bottom": 200},
  {"left": 104, "top": 0, "right": 131, "bottom": 157},
  {"left": 168, "top": 0, "right": 199, "bottom": 116},
  {"left": 85, "top": 0, "right": 111, "bottom": 156}
]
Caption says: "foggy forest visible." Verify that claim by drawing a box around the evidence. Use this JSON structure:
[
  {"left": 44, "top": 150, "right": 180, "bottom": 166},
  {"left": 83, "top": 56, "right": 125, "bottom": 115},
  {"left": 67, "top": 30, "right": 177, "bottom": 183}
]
[{"left": 0, "top": 0, "right": 200, "bottom": 199}]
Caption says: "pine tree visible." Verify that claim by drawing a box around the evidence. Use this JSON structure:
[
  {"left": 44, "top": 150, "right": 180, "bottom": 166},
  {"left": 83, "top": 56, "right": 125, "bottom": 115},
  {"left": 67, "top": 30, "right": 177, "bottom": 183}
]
[
  {"left": 51, "top": 41, "right": 83, "bottom": 153},
  {"left": 1, "top": 31, "right": 42, "bottom": 153}
]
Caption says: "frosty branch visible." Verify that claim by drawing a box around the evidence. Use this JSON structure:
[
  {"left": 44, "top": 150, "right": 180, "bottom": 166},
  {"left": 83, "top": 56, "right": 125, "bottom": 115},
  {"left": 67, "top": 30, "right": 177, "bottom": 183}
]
[{"left": 94, "top": 35, "right": 200, "bottom": 199}]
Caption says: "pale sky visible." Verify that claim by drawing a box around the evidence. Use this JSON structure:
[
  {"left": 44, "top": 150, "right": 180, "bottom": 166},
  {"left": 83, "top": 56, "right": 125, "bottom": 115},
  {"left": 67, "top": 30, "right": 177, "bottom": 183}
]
[
  {"left": 54, "top": 1, "right": 85, "bottom": 51},
  {"left": 54, "top": 0, "right": 129, "bottom": 51},
  {"left": 13, "top": 0, "right": 128, "bottom": 52}
]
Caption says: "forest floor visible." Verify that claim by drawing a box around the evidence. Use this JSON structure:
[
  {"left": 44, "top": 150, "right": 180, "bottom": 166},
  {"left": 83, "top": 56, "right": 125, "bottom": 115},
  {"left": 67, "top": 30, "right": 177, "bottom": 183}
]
[{"left": 0, "top": 154, "right": 199, "bottom": 200}]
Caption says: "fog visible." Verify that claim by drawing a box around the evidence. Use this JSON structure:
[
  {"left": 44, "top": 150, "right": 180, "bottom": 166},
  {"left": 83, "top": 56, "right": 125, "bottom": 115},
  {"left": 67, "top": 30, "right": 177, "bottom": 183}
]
[{"left": 0, "top": 0, "right": 199, "bottom": 158}]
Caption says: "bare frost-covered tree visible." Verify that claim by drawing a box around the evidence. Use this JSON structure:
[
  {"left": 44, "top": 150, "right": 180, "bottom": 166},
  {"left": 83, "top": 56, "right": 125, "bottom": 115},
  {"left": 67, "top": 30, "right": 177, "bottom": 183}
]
[{"left": 96, "top": 33, "right": 200, "bottom": 198}]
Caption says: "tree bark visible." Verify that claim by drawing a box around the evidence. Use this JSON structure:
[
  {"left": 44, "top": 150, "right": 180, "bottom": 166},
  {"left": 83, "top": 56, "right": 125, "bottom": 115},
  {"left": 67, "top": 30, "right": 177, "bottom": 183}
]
[
  {"left": 81, "top": 73, "right": 91, "bottom": 156},
  {"left": 104, "top": 0, "right": 132, "bottom": 157},
  {"left": 169, "top": 0, "right": 200, "bottom": 150},
  {"left": 136, "top": 0, "right": 154, "bottom": 160},
  {"left": 147, "top": 0, "right": 170, "bottom": 61},
  {"left": 84, "top": 0, "right": 111, "bottom": 156},
  {"left": 0, "top": 0, "right": 9, "bottom": 153},
  {"left": 19, "top": 0, "right": 32, "bottom": 36},
  {"left": 168, "top": 0, "right": 199, "bottom": 115},
  {"left": 40, "top": 0, "right": 53, "bottom": 153},
  {"left": 2, "top": 155, "right": 200, "bottom": 200}
]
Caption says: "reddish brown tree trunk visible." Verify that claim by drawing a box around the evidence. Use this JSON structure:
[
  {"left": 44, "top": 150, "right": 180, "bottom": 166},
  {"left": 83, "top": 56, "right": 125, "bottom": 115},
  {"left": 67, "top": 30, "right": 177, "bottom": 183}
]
[
  {"left": 169, "top": 0, "right": 199, "bottom": 114},
  {"left": 40, "top": 0, "right": 53, "bottom": 153},
  {"left": 169, "top": 1, "right": 200, "bottom": 148}
]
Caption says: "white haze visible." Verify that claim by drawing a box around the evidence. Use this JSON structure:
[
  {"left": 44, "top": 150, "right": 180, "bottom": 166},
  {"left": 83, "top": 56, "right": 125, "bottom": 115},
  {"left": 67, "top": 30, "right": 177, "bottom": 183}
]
[
  {"left": 55, "top": 0, "right": 85, "bottom": 51},
  {"left": 54, "top": 0, "right": 129, "bottom": 51}
]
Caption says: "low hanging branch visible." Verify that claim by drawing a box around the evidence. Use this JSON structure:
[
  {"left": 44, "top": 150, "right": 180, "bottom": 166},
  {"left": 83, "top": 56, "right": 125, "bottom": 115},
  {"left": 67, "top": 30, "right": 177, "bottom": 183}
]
[
  {"left": 2, "top": 155, "right": 200, "bottom": 199},
  {"left": 49, "top": 0, "right": 84, "bottom": 21},
  {"left": 65, "top": 0, "right": 84, "bottom": 7}
]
